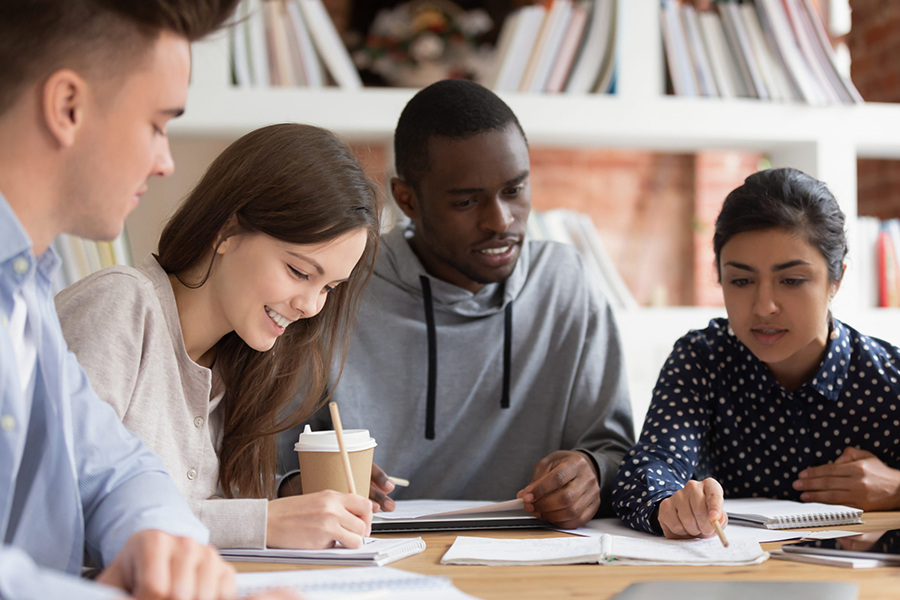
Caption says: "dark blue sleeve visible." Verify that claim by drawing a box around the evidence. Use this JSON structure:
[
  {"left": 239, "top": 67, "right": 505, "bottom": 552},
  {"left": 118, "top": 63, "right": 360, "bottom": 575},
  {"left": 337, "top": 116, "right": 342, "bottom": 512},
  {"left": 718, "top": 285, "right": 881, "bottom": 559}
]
[{"left": 611, "top": 333, "right": 716, "bottom": 534}]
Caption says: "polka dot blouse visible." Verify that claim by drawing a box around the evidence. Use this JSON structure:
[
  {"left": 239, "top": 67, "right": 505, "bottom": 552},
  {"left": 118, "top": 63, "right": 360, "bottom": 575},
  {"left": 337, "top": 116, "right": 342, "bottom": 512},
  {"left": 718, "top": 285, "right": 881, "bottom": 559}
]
[{"left": 611, "top": 318, "right": 900, "bottom": 535}]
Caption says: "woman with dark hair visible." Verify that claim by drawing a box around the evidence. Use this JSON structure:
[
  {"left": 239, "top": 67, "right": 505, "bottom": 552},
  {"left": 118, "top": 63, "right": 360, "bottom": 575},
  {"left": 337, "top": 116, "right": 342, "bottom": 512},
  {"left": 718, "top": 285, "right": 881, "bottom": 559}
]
[
  {"left": 56, "top": 123, "right": 382, "bottom": 550},
  {"left": 612, "top": 168, "right": 900, "bottom": 538}
]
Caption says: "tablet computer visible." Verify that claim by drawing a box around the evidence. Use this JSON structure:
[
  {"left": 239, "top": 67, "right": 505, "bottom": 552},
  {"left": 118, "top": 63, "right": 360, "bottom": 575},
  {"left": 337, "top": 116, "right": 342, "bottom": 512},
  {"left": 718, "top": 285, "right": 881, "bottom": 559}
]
[{"left": 781, "top": 529, "right": 900, "bottom": 564}]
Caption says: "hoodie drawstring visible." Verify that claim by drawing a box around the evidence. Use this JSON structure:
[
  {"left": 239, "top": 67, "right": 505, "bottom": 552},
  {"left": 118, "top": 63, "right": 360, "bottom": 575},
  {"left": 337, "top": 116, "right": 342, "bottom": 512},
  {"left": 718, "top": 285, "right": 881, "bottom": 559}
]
[
  {"left": 420, "top": 276, "right": 438, "bottom": 440},
  {"left": 502, "top": 302, "right": 512, "bottom": 409},
  {"left": 419, "top": 276, "right": 513, "bottom": 440}
]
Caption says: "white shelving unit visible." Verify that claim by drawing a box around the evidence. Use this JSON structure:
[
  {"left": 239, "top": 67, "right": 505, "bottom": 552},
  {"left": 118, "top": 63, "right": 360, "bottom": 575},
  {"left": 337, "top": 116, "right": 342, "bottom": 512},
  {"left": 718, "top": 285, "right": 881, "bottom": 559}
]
[{"left": 133, "top": 0, "right": 900, "bottom": 426}]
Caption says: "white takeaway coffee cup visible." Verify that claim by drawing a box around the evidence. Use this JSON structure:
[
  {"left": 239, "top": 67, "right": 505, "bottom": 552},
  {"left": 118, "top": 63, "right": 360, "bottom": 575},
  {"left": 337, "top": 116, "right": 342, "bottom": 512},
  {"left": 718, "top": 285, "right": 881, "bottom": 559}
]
[{"left": 294, "top": 424, "right": 376, "bottom": 497}]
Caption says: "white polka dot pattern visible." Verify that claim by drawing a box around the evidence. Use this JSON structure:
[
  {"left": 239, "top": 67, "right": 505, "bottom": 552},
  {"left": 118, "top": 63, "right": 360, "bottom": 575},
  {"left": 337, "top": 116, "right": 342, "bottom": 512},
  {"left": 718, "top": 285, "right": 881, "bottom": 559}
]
[{"left": 611, "top": 318, "right": 900, "bottom": 535}]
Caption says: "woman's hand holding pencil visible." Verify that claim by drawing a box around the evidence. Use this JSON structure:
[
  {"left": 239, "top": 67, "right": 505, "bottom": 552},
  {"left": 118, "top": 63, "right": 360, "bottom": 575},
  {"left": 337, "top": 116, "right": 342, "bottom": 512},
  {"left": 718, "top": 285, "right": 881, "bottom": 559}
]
[{"left": 656, "top": 478, "right": 729, "bottom": 541}]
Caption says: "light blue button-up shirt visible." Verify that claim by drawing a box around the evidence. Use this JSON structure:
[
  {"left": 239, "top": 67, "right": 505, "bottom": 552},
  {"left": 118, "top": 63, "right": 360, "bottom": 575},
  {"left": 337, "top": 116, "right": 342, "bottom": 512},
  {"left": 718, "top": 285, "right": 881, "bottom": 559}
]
[{"left": 0, "top": 194, "right": 209, "bottom": 599}]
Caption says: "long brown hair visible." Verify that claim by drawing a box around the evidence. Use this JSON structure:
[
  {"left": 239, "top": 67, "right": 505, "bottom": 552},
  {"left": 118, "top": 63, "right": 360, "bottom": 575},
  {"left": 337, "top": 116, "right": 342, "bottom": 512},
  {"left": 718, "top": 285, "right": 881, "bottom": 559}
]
[{"left": 157, "top": 123, "right": 381, "bottom": 499}]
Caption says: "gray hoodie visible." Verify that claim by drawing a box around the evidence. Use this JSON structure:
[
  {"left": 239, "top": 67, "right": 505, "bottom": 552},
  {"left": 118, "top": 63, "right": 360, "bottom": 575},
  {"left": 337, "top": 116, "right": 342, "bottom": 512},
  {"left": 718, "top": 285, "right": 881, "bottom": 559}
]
[{"left": 281, "top": 226, "right": 634, "bottom": 512}]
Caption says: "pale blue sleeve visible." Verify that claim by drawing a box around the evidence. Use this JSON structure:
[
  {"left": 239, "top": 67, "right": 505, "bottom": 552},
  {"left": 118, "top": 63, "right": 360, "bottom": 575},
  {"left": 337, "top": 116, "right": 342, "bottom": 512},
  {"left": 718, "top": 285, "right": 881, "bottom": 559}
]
[
  {"left": 0, "top": 546, "right": 123, "bottom": 600},
  {"left": 66, "top": 349, "right": 209, "bottom": 567}
]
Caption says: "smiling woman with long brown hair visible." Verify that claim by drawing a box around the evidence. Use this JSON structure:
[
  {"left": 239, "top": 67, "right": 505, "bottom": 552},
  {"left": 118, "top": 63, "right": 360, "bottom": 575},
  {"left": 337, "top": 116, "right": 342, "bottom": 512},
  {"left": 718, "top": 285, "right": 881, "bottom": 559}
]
[{"left": 56, "top": 123, "right": 382, "bottom": 550}]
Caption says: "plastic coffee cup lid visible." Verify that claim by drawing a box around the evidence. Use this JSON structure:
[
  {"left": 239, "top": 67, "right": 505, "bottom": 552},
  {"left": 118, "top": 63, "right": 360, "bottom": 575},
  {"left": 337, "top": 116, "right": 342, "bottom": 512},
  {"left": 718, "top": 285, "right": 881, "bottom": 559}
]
[{"left": 294, "top": 424, "right": 377, "bottom": 453}]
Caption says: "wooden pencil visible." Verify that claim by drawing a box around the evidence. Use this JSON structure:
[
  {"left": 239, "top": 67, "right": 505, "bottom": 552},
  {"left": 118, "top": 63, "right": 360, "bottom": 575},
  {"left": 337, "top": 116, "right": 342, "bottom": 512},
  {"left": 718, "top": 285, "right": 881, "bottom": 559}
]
[{"left": 329, "top": 401, "right": 357, "bottom": 495}]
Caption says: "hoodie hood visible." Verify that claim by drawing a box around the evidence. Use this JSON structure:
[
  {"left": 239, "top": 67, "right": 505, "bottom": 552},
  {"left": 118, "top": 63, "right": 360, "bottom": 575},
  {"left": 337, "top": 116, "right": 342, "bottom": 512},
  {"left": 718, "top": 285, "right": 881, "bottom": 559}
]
[{"left": 373, "top": 225, "right": 530, "bottom": 317}]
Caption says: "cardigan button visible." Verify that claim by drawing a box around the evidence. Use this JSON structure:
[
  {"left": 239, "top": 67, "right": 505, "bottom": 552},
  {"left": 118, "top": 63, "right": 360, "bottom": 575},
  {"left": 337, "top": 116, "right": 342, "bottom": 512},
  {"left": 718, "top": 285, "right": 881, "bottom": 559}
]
[
  {"left": 194, "top": 416, "right": 204, "bottom": 428},
  {"left": 187, "top": 468, "right": 197, "bottom": 481}
]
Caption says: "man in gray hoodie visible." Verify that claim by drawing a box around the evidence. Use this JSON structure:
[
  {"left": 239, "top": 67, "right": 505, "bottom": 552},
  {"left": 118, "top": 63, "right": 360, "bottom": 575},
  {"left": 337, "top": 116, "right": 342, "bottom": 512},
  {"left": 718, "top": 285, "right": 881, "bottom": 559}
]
[{"left": 281, "top": 80, "right": 634, "bottom": 528}]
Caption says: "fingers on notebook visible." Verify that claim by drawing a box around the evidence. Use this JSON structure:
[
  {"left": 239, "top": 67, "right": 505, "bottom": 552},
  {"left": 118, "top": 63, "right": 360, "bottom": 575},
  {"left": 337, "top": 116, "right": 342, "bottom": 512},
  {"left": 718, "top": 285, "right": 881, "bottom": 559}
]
[
  {"left": 520, "top": 450, "right": 600, "bottom": 528},
  {"left": 266, "top": 491, "right": 373, "bottom": 550},
  {"left": 98, "top": 530, "right": 237, "bottom": 600},
  {"left": 658, "top": 478, "right": 725, "bottom": 539}
]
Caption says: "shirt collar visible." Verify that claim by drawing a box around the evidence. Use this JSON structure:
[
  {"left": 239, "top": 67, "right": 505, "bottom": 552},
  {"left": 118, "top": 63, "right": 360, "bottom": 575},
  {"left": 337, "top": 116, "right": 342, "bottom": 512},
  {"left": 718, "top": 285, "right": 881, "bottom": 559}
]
[
  {"left": 0, "top": 191, "right": 63, "bottom": 290},
  {"left": 0, "top": 191, "right": 34, "bottom": 264},
  {"left": 802, "top": 319, "right": 852, "bottom": 402},
  {"left": 744, "top": 319, "right": 850, "bottom": 401},
  {"left": 733, "top": 318, "right": 851, "bottom": 402}
]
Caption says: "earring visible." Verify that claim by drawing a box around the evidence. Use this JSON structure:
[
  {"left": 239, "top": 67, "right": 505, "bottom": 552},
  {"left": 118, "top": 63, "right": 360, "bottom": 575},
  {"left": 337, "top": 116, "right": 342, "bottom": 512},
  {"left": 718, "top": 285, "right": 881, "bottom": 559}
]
[{"left": 829, "top": 313, "right": 839, "bottom": 340}]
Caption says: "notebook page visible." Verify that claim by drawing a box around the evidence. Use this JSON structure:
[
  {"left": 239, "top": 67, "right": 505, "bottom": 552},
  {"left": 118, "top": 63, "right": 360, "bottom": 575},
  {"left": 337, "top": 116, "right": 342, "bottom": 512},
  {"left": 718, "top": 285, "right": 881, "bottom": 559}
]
[
  {"left": 220, "top": 537, "right": 425, "bottom": 564},
  {"left": 609, "top": 535, "right": 767, "bottom": 566},
  {"left": 378, "top": 499, "right": 522, "bottom": 520},
  {"left": 560, "top": 518, "right": 811, "bottom": 544},
  {"left": 236, "top": 566, "right": 478, "bottom": 599},
  {"left": 441, "top": 536, "right": 603, "bottom": 565}
]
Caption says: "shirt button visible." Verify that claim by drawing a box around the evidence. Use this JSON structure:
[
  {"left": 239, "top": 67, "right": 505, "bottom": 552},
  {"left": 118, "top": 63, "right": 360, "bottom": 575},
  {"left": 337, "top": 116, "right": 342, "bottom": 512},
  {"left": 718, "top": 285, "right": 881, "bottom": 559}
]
[
  {"left": 1, "top": 415, "right": 15, "bottom": 431},
  {"left": 193, "top": 416, "right": 204, "bottom": 428},
  {"left": 12, "top": 257, "right": 28, "bottom": 274},
  {"left": 1, "top": 315, "right": 7, "bottom": 327},
  {"left": 187, "top": 469, "right": 197, "bottom": 481}
]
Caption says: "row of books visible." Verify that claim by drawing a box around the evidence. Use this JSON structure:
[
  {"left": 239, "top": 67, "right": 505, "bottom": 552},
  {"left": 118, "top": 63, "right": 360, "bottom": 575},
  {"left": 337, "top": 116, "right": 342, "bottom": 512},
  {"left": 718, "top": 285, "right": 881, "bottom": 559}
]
[
  {"left": 861, "top": 218, "right": 900, "bottom": 308},
  {"left": 51, "top": 232, "right": 133, "bottom": 292},
  {"left": 481, "top": 0, "right": 618, "bottom": 94},
  {"left": 661, "top": 0, "right": 862, "bottom": 104},
  {"left": 230, "top": 0, "right": 362, "bottom": 89},
  {"left": 527, "top": 209, "right": 637, "bottom": 311}
]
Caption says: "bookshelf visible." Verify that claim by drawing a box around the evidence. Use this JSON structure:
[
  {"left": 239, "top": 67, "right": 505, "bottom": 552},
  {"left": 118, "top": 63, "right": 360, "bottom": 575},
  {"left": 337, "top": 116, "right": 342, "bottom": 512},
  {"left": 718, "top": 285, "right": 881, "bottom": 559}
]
[{"left": 130, "top": 0, "right": 900, "bottom": 428}]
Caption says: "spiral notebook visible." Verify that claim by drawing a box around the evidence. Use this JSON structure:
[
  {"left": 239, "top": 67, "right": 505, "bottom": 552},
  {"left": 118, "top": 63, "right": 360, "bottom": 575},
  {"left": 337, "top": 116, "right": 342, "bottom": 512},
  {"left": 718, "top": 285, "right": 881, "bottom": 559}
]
[
  {"left": 220, "top": 537, "right": 425, "bottom": 566},
  {"left": 724, "top": 499, "right": 863, "bottom": 529}
]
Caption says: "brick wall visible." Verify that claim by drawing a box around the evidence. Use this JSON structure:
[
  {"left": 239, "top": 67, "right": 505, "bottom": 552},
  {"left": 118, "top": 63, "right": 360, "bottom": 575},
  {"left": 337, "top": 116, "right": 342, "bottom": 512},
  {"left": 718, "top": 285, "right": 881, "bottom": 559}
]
[
  {"left": 848, "top": 0, "right": 900, "bottom": 219},
  {"left": 529, "top": 149, "right": 696, "bottom": 306},
  {"left": 693, "top": 152, "right": 764, "bottom": 306}
]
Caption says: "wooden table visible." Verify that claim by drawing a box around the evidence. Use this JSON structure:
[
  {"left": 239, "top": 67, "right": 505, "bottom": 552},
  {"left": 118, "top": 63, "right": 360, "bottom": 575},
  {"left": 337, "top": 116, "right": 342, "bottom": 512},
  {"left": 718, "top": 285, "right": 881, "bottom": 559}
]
[{"left": 235, "top": 513, "right": 900, "bottom": 600}]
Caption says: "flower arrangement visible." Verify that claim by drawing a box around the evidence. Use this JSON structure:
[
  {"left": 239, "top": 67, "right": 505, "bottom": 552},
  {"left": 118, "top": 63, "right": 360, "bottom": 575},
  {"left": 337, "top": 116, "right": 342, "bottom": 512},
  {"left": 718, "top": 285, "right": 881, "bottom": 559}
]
[{"left": 352, "top": 0, "right": 494, "bottom": 88}]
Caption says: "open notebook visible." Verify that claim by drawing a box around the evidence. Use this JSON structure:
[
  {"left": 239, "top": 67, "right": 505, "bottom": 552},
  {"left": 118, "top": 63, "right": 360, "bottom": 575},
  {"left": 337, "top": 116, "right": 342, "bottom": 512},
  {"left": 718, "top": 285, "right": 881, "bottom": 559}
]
[
  {"left": 440, "top": 534, "right": 768, "bottom": 566},
  {"left": 724, "top": 498, "right": 863, "bottom": 529},
  {"left": 219, "top": 537, "right": 425, "bottom": 566}
]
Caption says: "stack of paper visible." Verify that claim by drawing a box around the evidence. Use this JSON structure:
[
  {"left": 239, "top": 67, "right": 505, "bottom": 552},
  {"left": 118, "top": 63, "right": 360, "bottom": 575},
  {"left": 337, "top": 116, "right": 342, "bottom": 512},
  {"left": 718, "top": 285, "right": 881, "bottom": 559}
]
[
  {"left": 220, "top": 537, "right": 425, "bottom": 566},
  {"left": 442, "top": 536, "right": 602, "bottom": 566}
]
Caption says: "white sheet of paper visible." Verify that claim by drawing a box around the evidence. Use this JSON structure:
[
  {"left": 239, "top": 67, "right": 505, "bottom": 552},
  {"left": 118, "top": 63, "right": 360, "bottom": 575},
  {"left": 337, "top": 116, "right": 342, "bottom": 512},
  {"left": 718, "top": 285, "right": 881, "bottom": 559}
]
[
  {"left": 558, "top": 518, "right": 810, "bottom": 544},
  {"left": 801, "top": 530, "right": 862, "bottom": 540},
  {"left": 237, "top": 566, "right": 479, "bottom": 600},
  {"left": 770, "top": 548, "right": 887, "bottom": 569},
  {"left": 609, "top": 535, "right": 767, "bottom": 566},
  {"left": 429, "top": 499, "right": 525, "bottom": 517},
  {"left": 441, "top": 536, "right": 603, "bottom": 565},
  {"left": 377, "top": 499, "right": 524, "bottom": 520}
]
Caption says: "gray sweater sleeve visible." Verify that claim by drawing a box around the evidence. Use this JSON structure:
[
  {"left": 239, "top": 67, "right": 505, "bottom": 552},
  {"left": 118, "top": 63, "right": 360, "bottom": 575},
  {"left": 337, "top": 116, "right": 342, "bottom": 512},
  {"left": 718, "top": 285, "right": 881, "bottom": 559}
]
[
  {"left": 56, "top": 267, "right": 268, "bottom": 549},
  {"left": 564, "top": 286, "right": 635, "bottom": 516}
]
